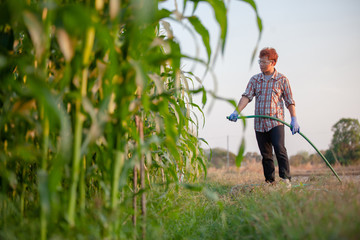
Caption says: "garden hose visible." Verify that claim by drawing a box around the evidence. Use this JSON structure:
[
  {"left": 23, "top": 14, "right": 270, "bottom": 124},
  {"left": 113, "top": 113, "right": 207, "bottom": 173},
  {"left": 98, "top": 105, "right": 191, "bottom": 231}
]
[{"left": 227, "top": 115, "right": 342, "bottom": 183}]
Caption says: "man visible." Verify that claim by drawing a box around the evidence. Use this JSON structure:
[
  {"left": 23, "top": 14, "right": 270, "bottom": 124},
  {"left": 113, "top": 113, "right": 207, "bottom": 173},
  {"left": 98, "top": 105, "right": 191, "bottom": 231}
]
[{"left": 228, "top": 47, "right": 300, "bottom": 187}]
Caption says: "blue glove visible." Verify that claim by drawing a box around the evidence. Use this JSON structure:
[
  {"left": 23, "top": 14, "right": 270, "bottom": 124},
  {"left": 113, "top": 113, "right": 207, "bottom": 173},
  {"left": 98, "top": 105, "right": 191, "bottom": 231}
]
[
  {"left": 228, "top": 110, "right": 239, "bottom": 122},
  {"left": 290, "top": 116, "right": 300, "bottom": 135}
]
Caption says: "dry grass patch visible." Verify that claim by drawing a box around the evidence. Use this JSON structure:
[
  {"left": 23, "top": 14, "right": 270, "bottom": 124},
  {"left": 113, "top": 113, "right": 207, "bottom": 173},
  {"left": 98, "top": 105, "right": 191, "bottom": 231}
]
[{"left": 207, "top": 161, "right": 360, "bottom": 199}]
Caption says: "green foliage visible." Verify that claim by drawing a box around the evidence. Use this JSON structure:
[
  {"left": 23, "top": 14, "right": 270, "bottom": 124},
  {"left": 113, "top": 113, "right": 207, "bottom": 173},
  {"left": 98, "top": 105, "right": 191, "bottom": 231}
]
[
  {"left": 328, "top": 118, "right": 360, "bottom": 165},
  {"left": 324, "top": 149, "right": 336, "bottom": 165},
  {"left": 0, "top": 0, "right": 217, "bottom": 236},
  {"left": 0, "top": 0, "right": 263, "bottom": 238}
]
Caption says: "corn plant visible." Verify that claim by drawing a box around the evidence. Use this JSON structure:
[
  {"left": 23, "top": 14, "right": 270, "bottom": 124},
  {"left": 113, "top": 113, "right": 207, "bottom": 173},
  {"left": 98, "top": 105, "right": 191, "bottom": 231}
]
[{"left": 0, "top": 0, "right": 261, "bottom": 238}]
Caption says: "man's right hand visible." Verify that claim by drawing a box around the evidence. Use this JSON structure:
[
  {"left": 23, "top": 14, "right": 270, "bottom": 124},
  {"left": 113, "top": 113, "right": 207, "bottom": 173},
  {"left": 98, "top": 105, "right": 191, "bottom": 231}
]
[{"left": 228, "top": 110, "right": 239, "bottom": 122}]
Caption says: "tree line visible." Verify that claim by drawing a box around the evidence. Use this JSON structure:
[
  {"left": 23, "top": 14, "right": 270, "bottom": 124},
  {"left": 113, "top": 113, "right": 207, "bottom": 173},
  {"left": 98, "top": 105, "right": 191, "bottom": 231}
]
[{"left": 208, "top": 118, "right": 360, "bottom": 168}]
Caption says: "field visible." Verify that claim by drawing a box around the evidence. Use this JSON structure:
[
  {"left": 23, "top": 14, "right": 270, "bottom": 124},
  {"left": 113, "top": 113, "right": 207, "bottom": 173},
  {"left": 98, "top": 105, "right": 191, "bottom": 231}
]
[
  {"left": 1, "top": 1, "right": 359, "bottom": 239},
  {"left": 1, "top": 161, "right": 359, "bottom": 239},
  {"left": 153, "top": 162, "right": 360, "bottom": 240}
]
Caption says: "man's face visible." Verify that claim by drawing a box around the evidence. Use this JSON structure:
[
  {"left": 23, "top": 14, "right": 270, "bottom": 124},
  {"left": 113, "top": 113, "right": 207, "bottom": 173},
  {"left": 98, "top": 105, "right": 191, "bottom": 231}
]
[{"left": 259, "top": 56, "right": 275, "bottom": 74}]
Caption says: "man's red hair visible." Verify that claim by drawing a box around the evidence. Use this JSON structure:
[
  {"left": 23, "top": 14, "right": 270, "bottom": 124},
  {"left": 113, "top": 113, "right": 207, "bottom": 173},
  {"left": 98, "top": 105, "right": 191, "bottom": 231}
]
[{"left": 259, "top": 47, "right": 278, "bottom": 63}]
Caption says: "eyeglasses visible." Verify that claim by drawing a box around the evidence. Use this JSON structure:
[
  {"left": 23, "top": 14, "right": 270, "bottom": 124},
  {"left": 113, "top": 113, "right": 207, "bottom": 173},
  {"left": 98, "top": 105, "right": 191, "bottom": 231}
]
[{"left": 258, "top": 60, "right": 273, "bottom": 65}]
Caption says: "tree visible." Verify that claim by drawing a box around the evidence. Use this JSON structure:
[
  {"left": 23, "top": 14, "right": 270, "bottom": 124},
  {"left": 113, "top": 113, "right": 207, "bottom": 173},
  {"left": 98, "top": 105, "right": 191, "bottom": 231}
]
[
  {"left": 205, "top": 148, "right": 236, "bottom": 168},
  {"left": 290, "top": 151, "right": 309, "bottom": 166},
  {"left": 328, "top": 118, "right": 360, "bottom": 165},
  {"left": 244, "top": 152, "right": 262, "bottom": 163}
]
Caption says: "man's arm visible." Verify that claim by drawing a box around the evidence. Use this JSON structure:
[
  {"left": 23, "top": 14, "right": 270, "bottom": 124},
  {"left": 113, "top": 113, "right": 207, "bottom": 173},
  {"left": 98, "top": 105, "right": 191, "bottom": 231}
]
[
  {"left": 287, "top": 104, "right": 296, "bottom": 117},
  {"left": 228, "top": 96, "right": 250, "bottom": 122},
  {"left": 236, "top": 96, "right": 250, "bottom": 113}
]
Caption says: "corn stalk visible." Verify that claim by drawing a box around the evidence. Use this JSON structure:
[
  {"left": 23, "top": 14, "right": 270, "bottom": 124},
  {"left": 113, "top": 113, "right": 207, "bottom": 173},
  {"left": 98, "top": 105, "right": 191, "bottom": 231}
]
[{"left": 0, "top": 0, "right": 263, "bottom": 238}]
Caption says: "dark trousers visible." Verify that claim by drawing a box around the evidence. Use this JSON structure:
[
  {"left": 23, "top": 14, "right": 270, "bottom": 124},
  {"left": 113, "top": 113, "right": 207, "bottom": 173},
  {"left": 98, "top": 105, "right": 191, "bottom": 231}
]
[{"left": 255, "top": 125, "right": 291, "bottom": 182}]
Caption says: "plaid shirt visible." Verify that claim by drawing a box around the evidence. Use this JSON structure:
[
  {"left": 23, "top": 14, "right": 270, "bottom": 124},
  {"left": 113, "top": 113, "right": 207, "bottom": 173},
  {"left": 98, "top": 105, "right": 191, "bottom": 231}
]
[{"left": 242, "top": 69, "right": 295, "bottom": 132}]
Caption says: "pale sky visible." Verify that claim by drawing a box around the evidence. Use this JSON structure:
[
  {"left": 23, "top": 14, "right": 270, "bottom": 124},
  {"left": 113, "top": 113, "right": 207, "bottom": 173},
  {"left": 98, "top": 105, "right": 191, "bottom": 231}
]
[{"left": 160, "top": 0, "right": 360, "bottom": 156}]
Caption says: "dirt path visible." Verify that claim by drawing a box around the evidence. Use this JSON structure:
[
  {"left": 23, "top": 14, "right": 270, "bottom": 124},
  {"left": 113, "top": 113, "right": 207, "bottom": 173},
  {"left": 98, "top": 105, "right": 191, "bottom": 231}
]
[{"left": 291, "top": 164, "right": 360, "bottom": 183}]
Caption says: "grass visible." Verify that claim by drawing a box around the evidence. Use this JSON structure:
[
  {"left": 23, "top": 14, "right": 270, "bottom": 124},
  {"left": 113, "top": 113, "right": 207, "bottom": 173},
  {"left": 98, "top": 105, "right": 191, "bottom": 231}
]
[
  {"left": 1, "top": 162, "right": 359, "bottom": 239},
  {"left": 149, "top": 162, "right": 360, "bottom": 240}
]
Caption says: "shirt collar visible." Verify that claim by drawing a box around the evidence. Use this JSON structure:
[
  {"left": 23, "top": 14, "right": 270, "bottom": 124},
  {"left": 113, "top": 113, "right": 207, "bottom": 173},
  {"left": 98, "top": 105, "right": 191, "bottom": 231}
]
[{"left": 261, "top": 68, "right": 278, "bottom": 81}]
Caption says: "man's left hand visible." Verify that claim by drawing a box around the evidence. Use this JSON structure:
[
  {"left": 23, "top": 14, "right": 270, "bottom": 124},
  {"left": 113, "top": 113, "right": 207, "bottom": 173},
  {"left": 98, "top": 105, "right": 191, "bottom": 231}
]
[{"left": 290, "top": 117, "right": 300, "bottom": 135}]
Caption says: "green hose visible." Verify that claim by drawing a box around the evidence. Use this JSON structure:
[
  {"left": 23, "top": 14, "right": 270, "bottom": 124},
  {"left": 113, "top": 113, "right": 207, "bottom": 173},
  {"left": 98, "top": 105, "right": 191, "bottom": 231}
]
[{"left": 227, "top": 115, "right": 342, "bottom": 183}]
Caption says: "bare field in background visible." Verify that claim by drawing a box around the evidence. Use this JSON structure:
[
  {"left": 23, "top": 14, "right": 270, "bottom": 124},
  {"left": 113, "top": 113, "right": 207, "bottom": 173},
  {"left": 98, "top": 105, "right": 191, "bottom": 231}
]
[{"left": 207, "top": 161, "right": 360, "bottom": 186}]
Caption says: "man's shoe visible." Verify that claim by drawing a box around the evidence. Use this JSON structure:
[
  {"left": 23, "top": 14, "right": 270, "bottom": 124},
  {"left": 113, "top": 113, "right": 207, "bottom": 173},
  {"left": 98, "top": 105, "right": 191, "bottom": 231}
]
[{"left": 280, "top": 178, "right": 291, "bottom": 189}]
